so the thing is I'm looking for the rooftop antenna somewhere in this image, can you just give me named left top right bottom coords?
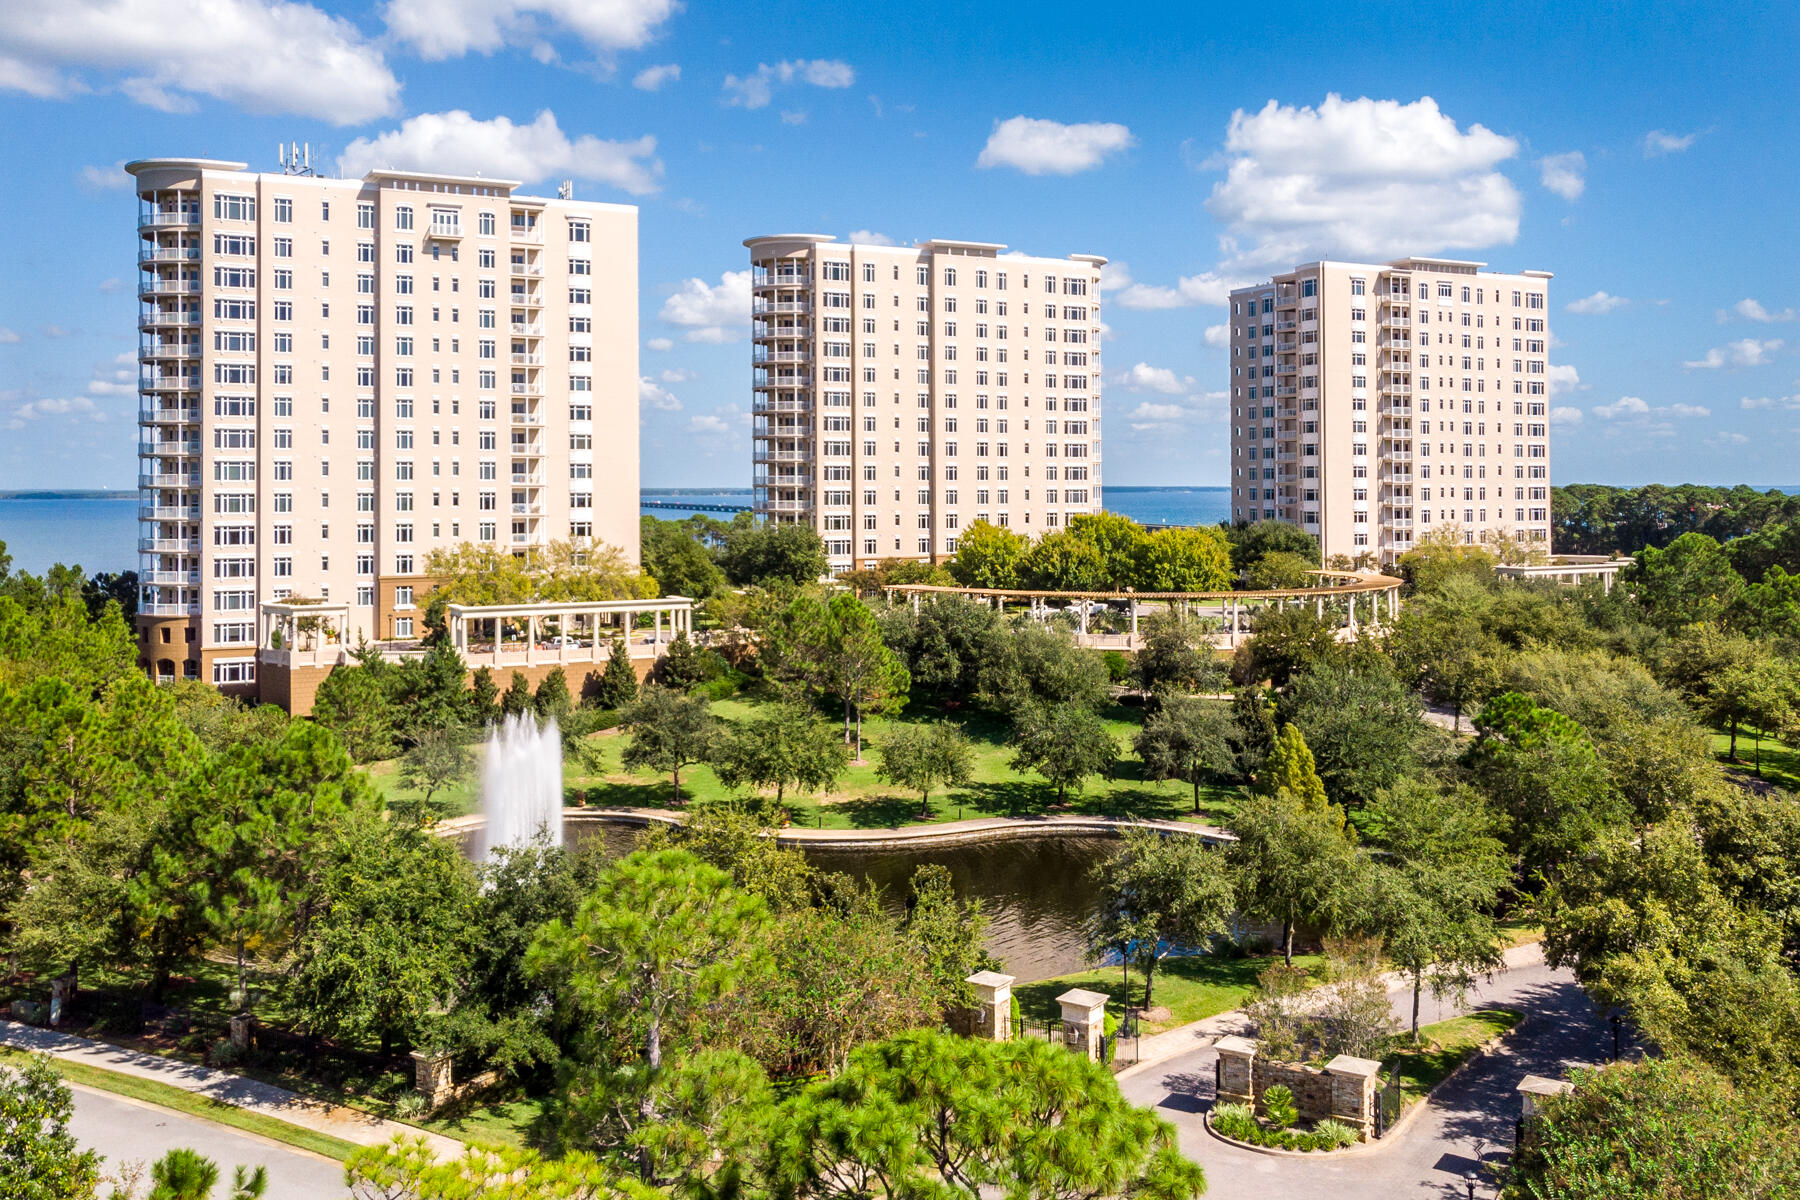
left=280, top=140, right=315, bottom=177
left=557, top=180, right=573, bottom=200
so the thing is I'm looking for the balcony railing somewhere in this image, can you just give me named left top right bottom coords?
left=510, top=383, right=542, bottom=396
left=754, top=350, right=812, bottom=364
left=140, top=280, right=200, bottom=296
left=140, top=505, right=200, bottom=521
left=139, top=311, right=200, bottom=330
left=753, top=300, right=811, bottom=315
left=139, top=538, right=200, bottom=553
left=139, top=247, right=201, bottom=265
left=510, top=353, right=543, bottom=365
left=139, top=472, right=199, bottom=489
left=140, top=407, right=200, bottom=424
left=142, top=569, right=200, bottom=586
left=140, top=343, right=199, bottom=359
left=139, top=211, right=200, bottom=230
left=509, top=263, right=543, bottom=277
left=510, top=322, right=545, bottom=336
left=139, top=601, right=201, bottom=618
left=510, top=411, right=542, bottom=425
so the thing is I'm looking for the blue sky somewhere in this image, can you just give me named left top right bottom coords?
left=1, top=0, right=1796, bottom=490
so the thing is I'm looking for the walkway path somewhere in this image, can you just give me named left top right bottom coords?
left=1116, top=944, right=1621, bottom=1198
left=1, top=1021, right=463, bottom=1159
left=443, top=806, right=1236, bottom=850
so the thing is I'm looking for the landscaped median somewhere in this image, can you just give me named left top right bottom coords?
left=0, top=1047, right=361, bottom=1162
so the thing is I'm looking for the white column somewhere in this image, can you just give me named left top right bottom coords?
left=655, top=608, right=663, bottom=647
left=527, top=616, right=538, bottom=666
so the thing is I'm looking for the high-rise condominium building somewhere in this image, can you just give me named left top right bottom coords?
left=1227, top=258, right=1554, bottom=565
left=128, top=158, right=639, bottom=693
left=745, top=235, right=1106, bottom=573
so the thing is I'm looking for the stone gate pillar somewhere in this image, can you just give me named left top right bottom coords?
left=1213, top=1035, right=1257, bottom=1106
left=966, top=970, right=1015, bottom=1041
left=1056, top=988, right=1108, bottom=1061
left=1324, top=1054, right=1383, bottom=1140
left=410, top=1049, right=455, bottom=1110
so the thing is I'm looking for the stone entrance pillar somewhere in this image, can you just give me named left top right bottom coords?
left=1213, top=1035, right=1257, bottom=1106
left=1517, top=1074, right=1572, bottom=1121
left=411, top=1049, right=455, bottom=1110
left=228, top=1012, right=254, bottom=1052
left=966, top=970, right=1015, bottom=1041
left=1056, top=988, right=1108, bottom=1060
left=1324, top=1053, right=1383, bottom=1140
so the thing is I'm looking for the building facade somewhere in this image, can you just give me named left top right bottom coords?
left=745, top=235, right=1106, bottom=574
left=128, top=158, right=639, bottom=693
left=1227, top=258, right=1553, bottom=565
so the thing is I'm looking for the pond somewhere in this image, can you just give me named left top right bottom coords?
left=565, top=822, right=1116, bottom=981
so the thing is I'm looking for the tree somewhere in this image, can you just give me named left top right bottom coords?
left=1658, top=624, right=1787, bottom=760
left=0, top=1054, right=100, bottom=1200
left=290, top=816, right=478, bottom=1055
left=1227, top=686, right=1278, bottom=783
left=534, top=666, right=573, bottom=723
left=1227, top=519, right=1320, bottom=578
left=1502, top=1058, right=1800, bottom=1200
left=1363, top=778, right=1510, bottom=1040
left=1229, top=787, right=1361, bottom=964
left=712, top=704, right=851, bottom=805
left=1010, top=702, right=1119, bottom=804
left=1133, top=695, right=1234, bottom=813
left=1628, top=531, right=1744, bottom=629
left=500, top=669, right=535, bottom=718
left=346, top=1137, right=640, bottom=1200
left=1231, top=604, right=1339, bottom=689
left=620, top=687, right=720, bottom=805
left=424, top=538, right=654, bottom=613
left=527, top=850, right=772, bottom=1173
left=1133, top=525, right=1234, bottom=592
left=768, top=1030, right=1206, bottom=1200
left=947, top=519, right=1030, bottom=588
left=1389, top=590, right=1506, bottom=731
left=1090, top=829, right=1235, bottom=1009
left=1283, top=655, right=1424, bottom=807
left=878, top=595, right=1004, bottom=704
left=876, top=721, right=975, bottom=818
left=977, top=621, right=1110, bottom=713
left=1020, top=529, right=1109, bottom=591
left=1260, top=724, right=1328, bottom=810
left=639, top=515, right=727, bottom=599
left=149, top=1149, right=267, bottom=1200
left=592, top=636, right=639, bottom=709
left=1242, top=550, right=1317, bottom=591
left=398, top=725, right=474, bottom=815
left=1393, top=529, right=1497, bottom=594
left=903, top=863, right=994, bottom=1010
left=1131, top=611, right=1224, bottom=697
left=306, top=662, right=399, bottom=762
left=467, top=666, right=500, bottom=726
left=1066, top=511, right=1148, bottom=590
left=772, top=594, right=910, bottom=757
left=654, top=632, right=710, bottom=692
left=719, top=513, right=829, bottom=587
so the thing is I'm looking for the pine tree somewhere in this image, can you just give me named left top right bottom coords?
left=534, top=667, right=572, bottom=723
left=500, top=670, right=534, bottom=717
left=467, top=666, right=499, bottom=726
left=1263, top=723, right=1329, bottom=812
left=595, top=636, right=640, bottom=709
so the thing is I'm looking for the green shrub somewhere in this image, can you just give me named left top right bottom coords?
left=1313, top=1118, right=1359, bottom=1148
left=1262, top=1083, right=1298, bottom=1129
left=1103, top=650, right=1130, bottom=683
left=1212, top=1102, right=1259, bottom=1141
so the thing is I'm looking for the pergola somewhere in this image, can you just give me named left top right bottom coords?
left=258, top=600, right=353, bottom=667
left=1495, top=556, right=1626, bottom=592
left=883, top=571, right=1403, bottom=650
left=445, top=596, right=697, bottom=668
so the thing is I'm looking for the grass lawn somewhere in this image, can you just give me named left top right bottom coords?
left=1709, top=728, right=1800, bottom=792
left=365, top=694, right=1247, bottom=831
left=1014, top=952, right=1326, bottom=1036
left=1496, top=916, right=1544, bottom=949
left=413, top=1095, right=540, bottom=1150
left=1, top=1048, right=362, bottom=1162
left=1385, top=1008, right=1523, bottom=1105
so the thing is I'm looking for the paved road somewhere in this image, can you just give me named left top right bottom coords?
left=1117, top=947, right=1623, bottom=1198
left=66, top=1083, right=347, bottom=1196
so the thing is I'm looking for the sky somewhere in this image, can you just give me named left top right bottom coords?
left=0, top=0, right=1796, bottom=490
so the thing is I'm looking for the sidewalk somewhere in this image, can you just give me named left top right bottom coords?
left=1116, top=940, right=1546, bottom=1079
left=1, top=1021, right=463, bottom=1159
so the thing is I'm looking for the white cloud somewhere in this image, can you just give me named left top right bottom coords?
left=338, top=110, right=661, bottom=195
left=383, top=0, right=679, bottom=60
left=631, top=62, right=680, bottom=91
left=1549, top=406, right=1585, bottom=426
left=1127, top=402, right=1186, bottom=423
left=658, top=270, right=751, bottom=343
left=638, top=377, right=682, bottom=411
left=1732, top=298, right=1796, bottom=323
left=79, top=161, right=130, bottom=190
left=1117, top=362, right=1192, bottom=395
left=1741, top=394, right=1800, bottom=411
left=646, top=337, right=674, bottom=352
left=722, top=59, right=853, bottom=110
left=1708, top=431, right=1750, bottom=446
left=1538, top=151, right=1586, bottom=200
left=8, top=395, right=99, bottom=430
left=1643, top=129, right=1700, bottom=157
left=40, top=325, right=69, bottom=339
left=686, top=413, right=731, bottom=435
left=975, top=116, right=1134, bottom=175
left=1593, top=395, right=1649, bottom=419
left=96, top=278, right=124, bottom=294
left=0, top=0, right=399, bottom=124
left=659, top=367, right=695, bottom=383
left=1684, top=338, right=1784, bottom=370
left=1205, top=94, right=1521, bottom=269
left=1203, top=324, right=1230, bottom=348
left=1103, top=261, right=1246, bottom=310
left=1666, top=403, right=1712, bottom=418
left=1566, top=290, right=1626, bottom=314
left=847, top=229, right=895, bottom=246
left=1547, top=363, right=1583, bottom=395
left=778, top=110, right=807, bottom=125
left=0, top=328, right=18, bottom=344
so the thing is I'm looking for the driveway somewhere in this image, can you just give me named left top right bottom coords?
left=66, top=1083, right=347, bottom=1196
left=1117, top=947, right=1623, bottom=1198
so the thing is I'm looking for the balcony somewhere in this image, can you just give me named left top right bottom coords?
left=139, top=310, right=200, bottom=330
left=139, top=472, right=199, bottom=489
left=754, top=397, right=813, bottom=414
left=755, top=350, right=812, bottom=364
left=509, top=472, right=546, bottom=486
left=139, top=537, right=200, bottom=553
left=510, top=503, right=543, bottom=516
left=140, top=374, right=200, bottom=392
left=509, top=322, right=545, bottom=336
left=509, top=382, right=542, bottom=397
left=140, top=505, right=200, bottom=521
left=510, top=444, right=544, bottom=459
left=138, top=211, right=200, bottom=232
left=139, top=442, right=199, bottom=459
left=140, top=406, right=199, bottom=424
left=140, top=343, right=198, bottom=360
left=755, top=449, right=815, bottom=464
left=509, top=262, right=543, bottom=278
left=510, top=352, right=544, bottom=365
left=140, top=279, right=200, bottom=297
left=1276, top=319, right=1298, bottom=332
left=510, top=291, right=542, bottom=308
left=1275, top=385, right=1297, bottom=397
left=754, top=274, right=809, bottom=289
left=426, top=219, right=463, bottom=240
left=139, top=246, right=201, bottom=265
left=509, top=410, right=542, bottom=425
left=142, top=569, right=200, bottom=586
left=754, top=376, right=814, bottom=390
left=140, top=602, right=201, bottom=618
left=753, top=300, right=811, bottom=315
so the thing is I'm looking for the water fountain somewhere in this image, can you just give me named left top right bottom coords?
left=477, top=711, right=564, bottom=860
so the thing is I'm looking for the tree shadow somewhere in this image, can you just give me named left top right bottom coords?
left=831, top=792, right=938, bottom=828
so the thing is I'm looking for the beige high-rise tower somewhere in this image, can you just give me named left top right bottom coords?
left=1228, top=258, right=1553, bottom=565
left=745, top=235, right=1106, bottom=573
left=128, top=157, right=639, bottom=693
